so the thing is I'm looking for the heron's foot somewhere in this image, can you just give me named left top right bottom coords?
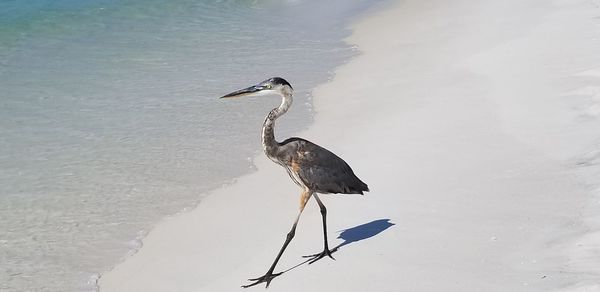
left=242, top=271, right=282, bottom=289
left=302, top=247, right=337, bottom=264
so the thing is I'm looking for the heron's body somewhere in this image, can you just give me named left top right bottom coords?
left=262, top=99, right=368, bottom=195
left=271, top=138, right=367, bottom=195
left=220, top=77, right=368, bottom=288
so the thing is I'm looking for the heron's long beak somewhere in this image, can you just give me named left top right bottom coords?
left=220, top=85, right=265, bottom=99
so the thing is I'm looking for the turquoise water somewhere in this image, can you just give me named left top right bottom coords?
left=0, top=0, right=382, bottom=291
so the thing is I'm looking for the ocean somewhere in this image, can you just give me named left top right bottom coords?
left=0, top=0, right=383, bottom=290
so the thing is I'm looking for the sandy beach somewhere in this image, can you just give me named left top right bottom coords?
left=99, top=0, right=600, bottom=291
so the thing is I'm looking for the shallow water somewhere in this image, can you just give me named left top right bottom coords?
left=0, top=0, right=384, bottom=290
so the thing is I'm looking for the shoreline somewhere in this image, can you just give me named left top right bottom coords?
left=100, top=0, right=600, bottom=291
left=4, top=1, right=381, bottom=291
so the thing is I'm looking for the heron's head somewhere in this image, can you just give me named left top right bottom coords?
left=220, top=77, right=293, bottom=99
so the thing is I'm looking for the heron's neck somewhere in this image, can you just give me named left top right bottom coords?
left=262, top=93, right=292, bottom=160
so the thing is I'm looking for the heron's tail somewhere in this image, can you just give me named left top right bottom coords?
left=350, top=177, right=369, bottom=195
left=361, top=181, right=369, bottom=193
left=358, top=180, right=369, bottom=195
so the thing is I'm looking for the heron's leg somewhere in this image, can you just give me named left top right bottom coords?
left=242, top=191, right=313, bottom=288
left=303, top=194, right=336, bottom=264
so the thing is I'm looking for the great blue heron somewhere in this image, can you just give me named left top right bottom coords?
left=220, top=77, right=369, bottom=288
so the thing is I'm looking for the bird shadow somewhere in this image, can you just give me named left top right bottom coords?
left=282, top=218, right=395, bottom=273
left=332, top=218, right=395, bottom=251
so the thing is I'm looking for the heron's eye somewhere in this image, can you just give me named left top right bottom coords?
left=266, top=84, right=272, bottom=89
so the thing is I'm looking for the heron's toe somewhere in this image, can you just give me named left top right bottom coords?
left=302, top=248, right=337, bottom=264
left=242, top=272, right=282, bottom=288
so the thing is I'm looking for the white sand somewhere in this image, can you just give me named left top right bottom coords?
left=99, top=0, right=600, bottom=291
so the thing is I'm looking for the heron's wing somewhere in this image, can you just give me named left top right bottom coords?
left=280, top=138, right=369, bottom=194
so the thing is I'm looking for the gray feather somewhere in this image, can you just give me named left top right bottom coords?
left=279, top=137, right=369, bottom=194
